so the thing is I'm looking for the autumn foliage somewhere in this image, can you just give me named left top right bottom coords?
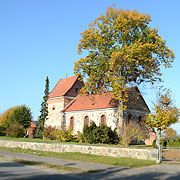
left=145, top=89, right=179, bottom=131
left=74, top=7, right=174, bottom=100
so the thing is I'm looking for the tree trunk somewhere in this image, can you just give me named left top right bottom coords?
left=118, top=99, right=123, bottom=128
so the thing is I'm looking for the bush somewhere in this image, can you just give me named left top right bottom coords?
left=0, top=126, right=6, bottom=136
left=43, top=126, right=75, bottom=142
left=74, top=131, right=84, bottom=143
left=118, top=121, right=146, bottom=146
left=163, top=138, right=180, bottom=147
left=42, top=126, right=56, bottom=140
left=5, top=123, right=24, bottom=138
left=83, top=121, right=119, bottom=144
left=54, top=128, right=74, bottom=142
left=34, top=126, right=43, bottom=139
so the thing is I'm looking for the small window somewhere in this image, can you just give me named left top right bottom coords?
left=84, top=116, right=89, bottom=126
left=75, top=88, right=79, bottom=93
left=70, top=117, right=74, bottom=130
left=128, top=114, right=133, bottom=123
left=52, top=106, right=55, bottom=110
left=100, top=115, right=106, bottom=126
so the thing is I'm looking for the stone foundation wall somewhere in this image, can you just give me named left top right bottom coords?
left=0, top=140, right=158, bottom=161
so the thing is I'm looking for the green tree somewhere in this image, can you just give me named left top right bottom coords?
left=74, top=7, right=174, bottom=100
left=0, top=105, right=32, bottom=129
left=163, top=128, right=177, bottom=139
left=146, top=88, right=179, bottom=162
left=146, top=89, right=179, bottom=131
left=0, top=105, right=32, bottom=137
left=0, top=106, right=18, bottom=128
left=36, top=76, right=49, bottom=138
left=10, top=105, right=32, bottom=129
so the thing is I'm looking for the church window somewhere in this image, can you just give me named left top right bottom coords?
left=128, top=114, right=133, bottom=123
left=84, top=116, right=89, bottom=126
left=70, top=117, right=74, bottom=130
left=100, top=115, right=106, bottom=126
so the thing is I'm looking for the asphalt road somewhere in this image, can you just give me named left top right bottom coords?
left=0, top=151, right=180, bottom=180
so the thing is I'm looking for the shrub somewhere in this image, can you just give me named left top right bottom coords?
left=34, top=126, right=43, bottom=139
left=163, top=138, right=180, bottom=147
left=5, top=123, right=24, bottom=138
left=43, top=126, right=75, bottom=142
left=43, top=126, right=57, bottom=140
left=74, top=131, right=84, bottom=143
left=83, top=121, right=119, bottom=144
left=0, top=126, right=6, bottom=136
left=55, top=128, right=74, bottom=142
left=118, top=121, right=146, bottom=146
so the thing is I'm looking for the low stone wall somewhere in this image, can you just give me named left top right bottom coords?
left=0, top=140, right=158, bottom=161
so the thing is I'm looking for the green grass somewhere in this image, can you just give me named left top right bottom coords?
left=167, top=142, right=180, bottom=147
left=13, top=159, right=82, bottom=172
left=0, top=136, right=64, bottom=143
left=0, top=136, right=153, bottom=148
left=0, top=146, right=156, bottom=167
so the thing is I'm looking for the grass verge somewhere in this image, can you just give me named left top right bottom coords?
left=0, top=146, right=156, bottom=168
left=13, top=159, right=82, bottom=172
left=0, top=136, right=152, bottom=148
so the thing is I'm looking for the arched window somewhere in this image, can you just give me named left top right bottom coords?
left=70, top=117, right=74, bottom=130
left=100, top=115, right=106, bottom=126
left=84, top=116, right=89, bottom=126
left=128, top=114, right=133, bottom=123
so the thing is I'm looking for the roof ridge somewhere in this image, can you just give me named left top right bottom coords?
left=48, top=78, right=62, bottom=97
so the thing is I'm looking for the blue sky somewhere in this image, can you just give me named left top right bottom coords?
left=0, top=0, right=179, bottom=133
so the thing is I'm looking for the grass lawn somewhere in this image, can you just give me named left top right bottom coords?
left=0, top=146, right=156, bottom=168
left=0, top=136, right=153, bottom=148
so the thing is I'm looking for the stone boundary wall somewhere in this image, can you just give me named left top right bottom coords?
left=0, top=140, right=158, bottom=161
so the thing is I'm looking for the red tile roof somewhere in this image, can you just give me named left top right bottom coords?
left=62, top=92, right=119, bottom=112
left=62, top=87, right=150, bottom=112
left=49, top=75, right=79, bottom=98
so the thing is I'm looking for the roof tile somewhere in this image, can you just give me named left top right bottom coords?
left=62, top=87, right=150, bottom=112
left=49, top=75, right=79, bottom=98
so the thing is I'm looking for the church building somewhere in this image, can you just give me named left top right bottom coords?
left=45, top=75, right=151, bottom=136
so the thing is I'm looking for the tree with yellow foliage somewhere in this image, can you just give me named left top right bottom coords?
left=74, top=7, right=174, bottom=101
left=146, top=89, right=179, bottom=162
left=0, top=105, right=32, bottom=137
left=163, top=128, right=177, bottom=139
left=0, top=107, right=18, bottom=129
